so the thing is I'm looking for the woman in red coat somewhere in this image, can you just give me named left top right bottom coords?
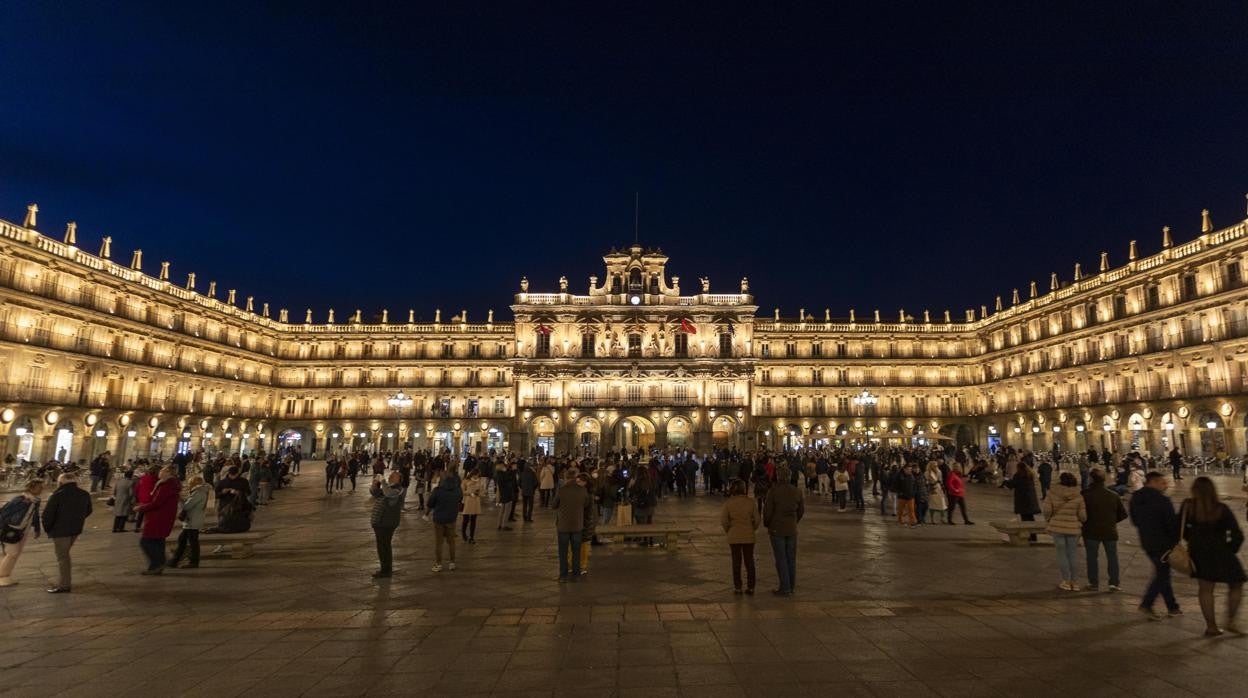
left=944, top=465, right=975, bottom=525
left=131, top=464, right=160, bottom=532
left=135, top=466, right=182, bottom=575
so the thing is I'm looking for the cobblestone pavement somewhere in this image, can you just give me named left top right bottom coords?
left=1, top=465, right=1246, bottom=697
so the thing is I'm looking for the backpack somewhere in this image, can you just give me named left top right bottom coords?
left=0, top=497, right=31, bottom=527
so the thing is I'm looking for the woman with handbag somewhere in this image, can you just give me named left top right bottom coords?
left=0, top=480, right=45, bottom=587
left=1180, top=476, right=1245, bottom=636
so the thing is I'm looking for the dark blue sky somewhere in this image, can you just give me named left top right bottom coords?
left=2, top=1, right=1246, bottom=321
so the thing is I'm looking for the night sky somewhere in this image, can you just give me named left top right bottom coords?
left=2, top=2, right=1247, bottom=322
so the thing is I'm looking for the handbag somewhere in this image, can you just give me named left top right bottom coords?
left=615, top=503, right=633, bottom=526
left=1163, top=505, right=1196, bottom=576
left=106, top=496, right=116, bottom=507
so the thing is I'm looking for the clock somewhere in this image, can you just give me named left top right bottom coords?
left=629, top=294, right=641, bottom=305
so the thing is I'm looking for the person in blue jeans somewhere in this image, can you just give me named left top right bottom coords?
left=552, top=471, right=592, bottom=582
left=1129, top=471, right=1182, bottom=618
left=763, top=466, right=804, bottom=596
left=1082, top=469, right=1127, bottom=591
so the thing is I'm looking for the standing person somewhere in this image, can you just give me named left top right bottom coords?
left=132, top=465, right=159, bottom=532
left=895, top=464, right=918, bottom=527
left=134, top=466, right=181, bottom=575
left=0, top=480, right=44, bottom=587
left=1038, top=458, right=1053, bottom=501
left=41, top=473, right=93, bottom=594
left=551, top=470, right=592, bottom=582
left=168, top=475, right=208, bottom=569
left=1130, top=471, right=1182, bottom=620
left=1169, top=447, right=1184, bottom=482
left=111, top=470, right=135, bottom=532
left=460, top=468, right=483, bottom=543
left=88, top=452, right=109, bottom=493
left=538, top=461, right=555, bottom=507
left=1179, top=476, right=1245, bottom=635
left=720, top=479, right=760, bottom=595
left=629, top=465, right=659, bottom=546
left=1043, top=472, right=1087, bottom=591
left=925, top=462, right=948, bottom=524
left=519, top=461, right=539, bottom=523
left=212, top=466, right=252, bottom=533
left=324, top=459, right=337, bottom=494
left=944, top=464, right=974, bottom=524
left=1082, top=468, right=1127, bottom=591
left=1005, top=463, right=1042, bottom=541
left=426, top=472, right=461, bottom=572
left=763, top=466, right=804, bottom=596
left=369, top=470, right=406, bottom=579
left=347, top=457, right=360, bottom=492
left=496, top=463, right=518, bottom=531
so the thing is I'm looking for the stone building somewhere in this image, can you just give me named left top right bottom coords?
left=2, top=201, right=1247, bottom=463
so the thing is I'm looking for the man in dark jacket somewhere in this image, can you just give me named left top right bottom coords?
left=763, top=466, right=805, bottom=596
left=41, top=473, right=93, bottom=593
left=551, top=471, right=592, bottom=581
left=518, top=461, right=539, bottom=522
left=895, top=464, right=919, bottom=526
left=1129, top=471, right=1181, bottom=618
left=369, top=471, right=406, bottom=578
left=426, top=474, right=461, bottom=572
left=496, top=462, right=518, bottom=530
left=1082, top=469, right=1127, bottom=591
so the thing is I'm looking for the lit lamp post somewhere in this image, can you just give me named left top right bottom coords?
left=852, top=389, right=879, bottom=414
left=387, top=390, right=413, bottom=452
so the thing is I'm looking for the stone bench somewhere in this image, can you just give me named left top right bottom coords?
left=166, top=530, right=273, bottom=559
left=989, top=520, right=1048, bottom=546
left=597, top=524, right=693, bottom=551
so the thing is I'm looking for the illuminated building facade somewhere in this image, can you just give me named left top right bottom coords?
left=3, top=202, right=1248, bottom=463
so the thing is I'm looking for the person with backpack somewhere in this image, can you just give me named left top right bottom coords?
left=0, top=480, right=45, bottom=587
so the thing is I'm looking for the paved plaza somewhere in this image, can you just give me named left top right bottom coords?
left=1, top=468, right=1246, bottom=697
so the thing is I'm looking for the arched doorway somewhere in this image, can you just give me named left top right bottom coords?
left=1100, top=415, right=1118, bottom=451
left=277, top=427, right=307, bottom=453
left=666, top=416, right=691, bottom=450
left=53, top=419, right=75, bottom=463
left=809, top=423, right=830, bottom=449
left=1127, top=413, right=1149, bottom=453
left=711, top=415, right=738, bottom=449
left=532, top=417, right=557, bottom=456
left=1160, top=412, right=1179, bottom=452
left=576, top=417, right=602, bottom=456
left=783, top=423, right=803, bottom=451
left=12, top=416, right=35, bottom=463
left=1199, top=412, right=1225, bottom=456
left=614, top=415, right=655, bottom=453
left=89, top=422, right=109, bottom=461
left=1073, top=418, right=1088, bottom=452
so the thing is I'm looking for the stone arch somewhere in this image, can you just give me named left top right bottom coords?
left=614, top=414, right=656, bottom=452
left=711, top=414, right=738, bottom=448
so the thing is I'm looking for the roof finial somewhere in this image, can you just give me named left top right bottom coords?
left=328, top=308, right=335, bottom=323
left=434, top=308, right=441, bottom=323
left=824, top=308, right=830, bottom=322
left=382, top=309, right=389, bottom=323
left=246, top=296, right=254, bottom=313
left=943, top=309, right=951, bottom=323
left=408, top=309, right=415, bottom=323
left=64, top=221, right=77, bottom=245
left=305, top=308, right=313, bottom=323
left=1162, top=225, right=1173, bottom=248
left=353, top=309, right=361, bottom=323
left=1099, top=251, right=1109, bottom=272
left=23, top=203, right=37, bottom=228
left=1128, top=240, right=1138, bottom=261
left=488, top=309, right=494, bottom=323
left=899, top=308, right=906, bottom=323
left=873, top=309, right=880, bottom=323
left=849, top=309, right=856, bottom=323
left=186, top=272, right=196, bottom=291
left=207, top=281, right=216, bottom=298
left=923, top=309, right=930, bottom=323
left=979, top=304, right=987, bottom=318
left=994, top=295, right=1003, bottom=312
left=159, top=261, right=170, bottom=281
left=130, top=249, right=142, bottom=271
left=1012, top=288, right=1020, bottom=304
left=461, top=309, right=467, bottom=324
left=1028, top=281, right=1037, bottom=299
left=1201, top=208, right=1213, bottom=233
left=1050, top=272, right=1059, bottom=291
left=227, top=289, right=236, bottom=306
left=99, top=236, right=112, bottom=258
left=1074, top=262, right=1083, bottom=280
left=279, top=308, right=288, bottom=322
left=261, top=302, right=269, bottom=318
left=774, top=308, right=780, bottom=321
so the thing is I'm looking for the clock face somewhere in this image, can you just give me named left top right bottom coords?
left=629, top=294, right=641, bottom=305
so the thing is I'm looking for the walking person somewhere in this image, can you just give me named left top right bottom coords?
left=460, top=468, right=483, bottom=543
left=369, top=470, right=406, bottom=579
left=134, top=466, right=181, bottom=575
left=426, top=471, right=461, bottom=572
left=168, top=475, right=208, bottom=569
left=763, top=465, right=804, bottom=596
left=41, top=473, right=93, bottom=593
left=496, top=462, right=518, bottom=531
left=1043, top=472, right=1087, bottom=591
left=324, top=459, right=337, bottom=494
left=1179, top=476, right=1245, bottom=635
left=944, top=464, right=974, bottom=524
left=1005, top=462, right=1042, bottom=541
left=1130, top=471, right=1182, bottom=620
left=1081, top=468, right=1127, bottom=591
left=0, top=480, right=44, bottom=587
left=720, top=479, right=759, bottom=594
left=552, top=470, right=592, bottom=582
left=111, top=470, right=135, bottom=532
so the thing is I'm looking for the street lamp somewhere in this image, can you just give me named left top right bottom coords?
left=387, top=390, right=413, bottom=451
left=852, top=389, right=879, bottom=408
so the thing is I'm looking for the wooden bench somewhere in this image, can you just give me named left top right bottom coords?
left=166, top=530, right=273, bottom=559
left=597, top=524, right=693, bottom=551
left=990, top=521, right=1048, bottom=546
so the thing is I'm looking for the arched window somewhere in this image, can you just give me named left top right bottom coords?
left=627, top=268, right=643, bottom=292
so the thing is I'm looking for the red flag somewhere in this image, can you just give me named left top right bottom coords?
left=536, top=323, right=552, bottom=335
left=679, top=318, right=697, bottom=334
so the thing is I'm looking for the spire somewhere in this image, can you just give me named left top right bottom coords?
left=382, top=309, right=389, bottom=323
left=23, top=203, right=37, bottom=229
left=1202, top=208, right=1212, bottom=233
left=130, top=249, right=142, bottom=271
left=434, top=309, right=441, bottom=323
left=994, top=296, right=1003, bottom=312
left=64, top=221, right=76, bottom=245
left=1074, top=262, right=1083, bottom=281
left=1028, top=281, right=1037, bottom=299
left=898, top=308, right=906, bottom=323
left=1050, top=272, right=1059, bottom=291
left=873, top=309, right=880, bottom=323
left=186, top=272, right=196, bottom=290
left=923, top=309, right=930, bottom=323
left=849, top=309, right=856, bottom=323
left=99, top=236, right=112, bottom=259
left=1011, top=288, right=1020, bottom=305
left=246, top=296, right=254, bottom=313
left=1099, top=251, right=1109, bottom=272
left=408, top=309, right=414, bottom=323
left=305, top=309, right=312, bottom=324
left=1128, top=240, right=1137, bottom=261
left=261, top=302, right=269, bottom=318
left=159, top=261, right=170, bottom=281
left=328, top=309, right=336, bottom=324
left=943, top=309, right=951, bottom=323
left=207, top=281, right=216, bottom=298
left=1162, top=225, right=1173, bottom=248
left=227, top=289, right=236, bottom=305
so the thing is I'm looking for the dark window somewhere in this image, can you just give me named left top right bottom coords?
left=581, top=333, right=595, bottom=356
left=719, top=333, right=732, bottom=357
left=1146, top=284, right=1160, bottom=310
left=1182, top=273, right=1198, bottom=300
left=535, top=332, right=551, bottom=358
left=674, top=333, right=688, bottom=357
left=648, top=276, right=659, bottom=294
left=1085, top=303, right=1099, bottom=326
left=1228, top=263, right=1242, bottom=288
left=836, top=343, right=847, bottom=357
left=1113, top=295, right=1127, bottom=319
left=611, top=275, right=622, bottom=293
left=811, top=342, right=822, bottom=357
left=785, top=343, right=796, bottom=358
left=628, top=333, right=641, bottom=357
left=628, top=268, right=643, bottom=292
